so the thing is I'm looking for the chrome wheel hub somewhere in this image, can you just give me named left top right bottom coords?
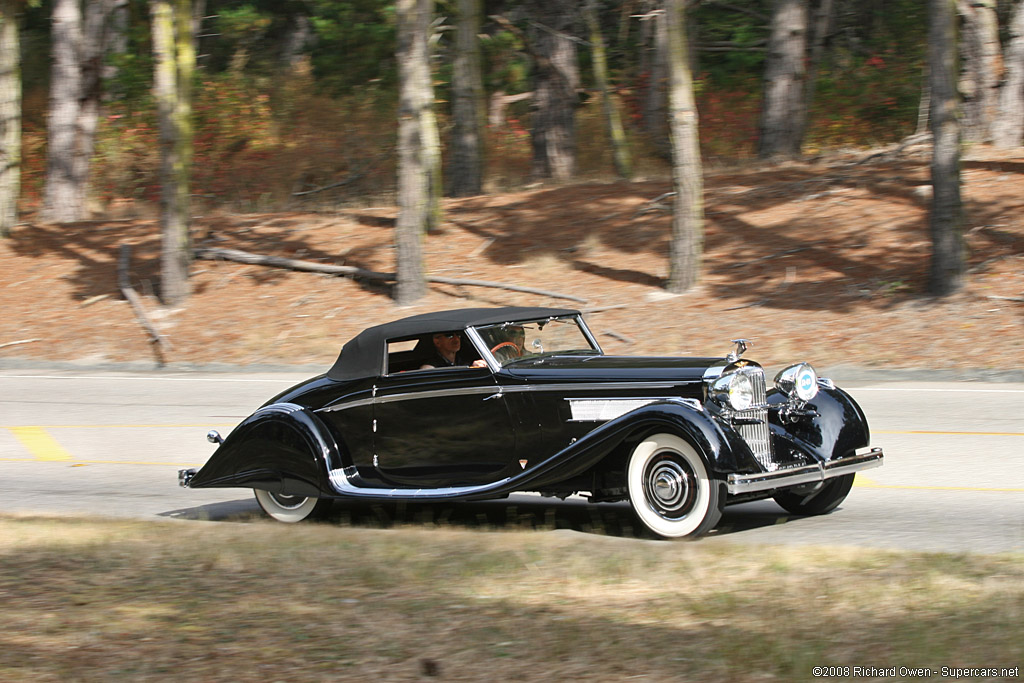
left=643, top=455, right=697, bottom=520
left=269, top=492, right=307, bottom=510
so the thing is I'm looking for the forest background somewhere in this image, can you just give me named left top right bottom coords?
left=1, top=0, right=1023, bottom=372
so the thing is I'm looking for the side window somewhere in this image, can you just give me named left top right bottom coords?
left=385, top=332, right=485, bottom=374
left=385, top=338, right=422, bottom=374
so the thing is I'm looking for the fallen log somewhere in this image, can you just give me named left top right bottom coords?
left=0, top=338, right=42, bottom=351
left=119, top=245, right=172, bottom=357
left=195, top=246, right=588, bottom=304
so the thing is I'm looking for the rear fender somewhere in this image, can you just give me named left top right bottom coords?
left=188, top=403, right=343, bottom=497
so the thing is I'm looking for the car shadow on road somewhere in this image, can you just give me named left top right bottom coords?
left=160, top=495, right=804, bottom=541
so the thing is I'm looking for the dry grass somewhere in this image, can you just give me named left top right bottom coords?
left=2, top=516, right=1021, bottom=681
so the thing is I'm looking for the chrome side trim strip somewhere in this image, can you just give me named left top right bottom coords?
left=318, top=397, right=375, bottom=413
left=317, top=381, right=687, bottom=412
left=567, top=396, right=703, bottom=421
left=726, top=447, right=884, bottom=495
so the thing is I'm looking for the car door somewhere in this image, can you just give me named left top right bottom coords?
left=372, top=366, right=517, bottom=487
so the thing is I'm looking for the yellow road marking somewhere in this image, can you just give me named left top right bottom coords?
left=9, top=427, right=73, bottom=462
left=876, top=429, right=1024, bottom=437
left=855, top=474, right=1023, bottom=493
left=6, top=423, right=236, bottom=430
left=0, top=457, right=202, bottom=467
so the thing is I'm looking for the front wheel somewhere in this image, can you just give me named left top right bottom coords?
left=254, top=489, right=333, bottom=523
left=626, top=433, right=723, bottom=539
left=773, top=473, right=855, bottom=516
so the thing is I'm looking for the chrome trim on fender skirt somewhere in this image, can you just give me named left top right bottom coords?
left=178, top=468, right=197, bottom=487
left=726, top=447, right=883, bottom=495
left=328, top=465, right=514, bottom=499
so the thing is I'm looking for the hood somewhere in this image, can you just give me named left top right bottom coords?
left=502, top=355, right=726, bottom=383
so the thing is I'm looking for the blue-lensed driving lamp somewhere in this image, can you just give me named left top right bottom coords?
left=775, top=363, right=819, bottom=402
left=710, top=371, right=754, bottom=411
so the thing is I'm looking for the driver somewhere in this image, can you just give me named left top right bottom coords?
left=490, top=325, right=526, bottom=361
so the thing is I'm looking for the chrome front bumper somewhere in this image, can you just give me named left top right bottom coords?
left=726, top=447, right=883, bottom=495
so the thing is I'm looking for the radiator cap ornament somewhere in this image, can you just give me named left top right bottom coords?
left=727, top=339, right=750, bottom=363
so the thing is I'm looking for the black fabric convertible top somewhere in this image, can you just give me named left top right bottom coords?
left=326, top=307, right=580, bottom=381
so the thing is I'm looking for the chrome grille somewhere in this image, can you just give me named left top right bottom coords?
left=735, top=367, right=775, bottom=471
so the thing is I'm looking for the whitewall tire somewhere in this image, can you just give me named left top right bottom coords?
left=626, top=433, right=722, bottom=539
left=254, top=489, right=332, bottom=523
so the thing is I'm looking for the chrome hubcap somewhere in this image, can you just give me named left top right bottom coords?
left=269, top=492, right=307, bottom=510
left=643, top=454, right=697, bottom=520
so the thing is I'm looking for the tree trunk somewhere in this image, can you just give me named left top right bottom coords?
left=395, top=0, right=430, bottom=304
left=758, top=0, right=809, bottom=159
left=585, top=0, right=632, bottom=180
left=802, top=0, right=834, bottom=144
left=528, top=0, right=579, bottom=181
left=152, top=0, right=193, bottom=306
left=993, top=0, right=1024, bottom=148
left=0, top=0, right=20, bottom=238
left=641, top=5, right=670, bottom=158
left=958, top=0, right=1002, bottom=143
left=665, top=0, right=703, bottom=294
left=929, top=0, right=966, bottom=297
left=448, top=0, right=485, bottom=197
left=42, top=0, right=122, bottom=224
left=42, top=0, right=82, bottom=222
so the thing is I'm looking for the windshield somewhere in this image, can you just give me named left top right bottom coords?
left=473, top=316, right=599, bottom=366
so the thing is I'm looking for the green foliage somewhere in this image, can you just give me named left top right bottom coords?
left=306, top=0, right=397, bottom=96
left=482, top=29, right=529, bottom=94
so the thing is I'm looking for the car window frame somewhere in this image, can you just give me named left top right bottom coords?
left=469, top=314, right=603, bottom=371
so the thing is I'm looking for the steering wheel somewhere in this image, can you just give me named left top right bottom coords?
left=489, top=344, right=520, bottom=356
left=490, top=341, right=521, bottom=360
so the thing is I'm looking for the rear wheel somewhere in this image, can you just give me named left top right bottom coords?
left=773, top=473, right=855, bottom=515
left=626, top=433, right=723, bottom=539
left=254, top=489, right=333, bottom=523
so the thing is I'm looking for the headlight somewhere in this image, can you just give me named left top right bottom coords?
left=775, top=363, right=819, bottom=402
left=711, top=371, right=754, bottom=411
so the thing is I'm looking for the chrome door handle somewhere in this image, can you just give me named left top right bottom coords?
left=484, top=389, right=504, bottom=401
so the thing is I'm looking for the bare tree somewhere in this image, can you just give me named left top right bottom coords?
left=395, top=0, right=431, bottom=304
left=665, top=0, right=703, bottom=294
left=993, top=0, right=1024, bottom=148
left=638, top=3, right=669, bottom=158
left=958, top=0, right=1001, bottom=143
left=152, top=0, right=195, bottom=306
left=527, top=0, right=579, bottom=181
left=758, top=0, right=809, bottom=159
left=803, top=0, right=835, bottom=138
left=42, top=0, right=123, bottom=223
left=586, top=0, right=632, bottom=180
left=0, top=0, right=20, bottom=238
left=448, top=0, right=485, bottom=197
left=929, top=0, right=966, bottom=297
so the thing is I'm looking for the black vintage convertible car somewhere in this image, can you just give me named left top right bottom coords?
left=179, top=307, right=883, bottom=538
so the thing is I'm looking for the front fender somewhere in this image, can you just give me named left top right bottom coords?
left=519, top=400, right=759, bottom=490
left=188, top=403, right=343, bottom=497
left=768, top=386, right=871, bottom=463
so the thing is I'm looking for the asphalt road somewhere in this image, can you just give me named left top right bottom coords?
left=1, top=369, right=1021, bottom=554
